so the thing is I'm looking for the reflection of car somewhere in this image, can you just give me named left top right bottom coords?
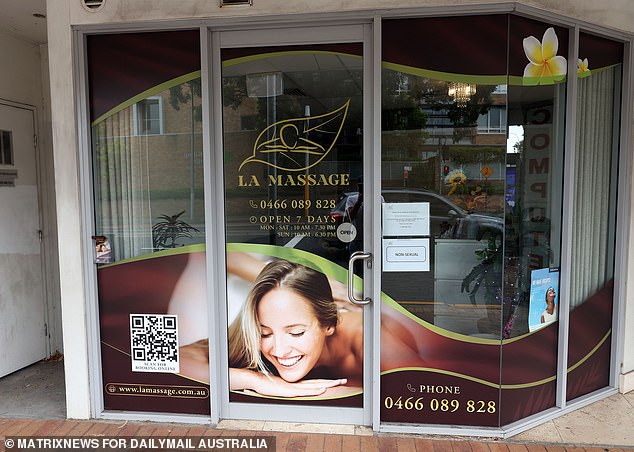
left=329, top=188, right=503, bottom=241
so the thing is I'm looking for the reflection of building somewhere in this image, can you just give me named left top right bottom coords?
left=382, top=82, right=507, bottom=208
left=93, top=84, right=206, bottom=258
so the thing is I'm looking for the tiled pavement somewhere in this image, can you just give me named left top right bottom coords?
left=1, top=418, right=632, bottom=451
left=2, top=362, right=634, bottom=450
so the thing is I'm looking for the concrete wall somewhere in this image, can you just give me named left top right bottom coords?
left=47, top=2, right=91, bottom=419
left=0, top=31, right=61, bottom=358
left=66, top=0, right=634, bottom=36
left=623, top=43, right=634, bottom=392
left=38, top=45, right=63, bottom=359
left=0, top=32, right=43, bottom=105
left=47, top=0, right=634, bottom=420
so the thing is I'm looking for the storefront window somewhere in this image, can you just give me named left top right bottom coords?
left=502, top=17, right=568, bottom=340
left=567, top=32, right=623, bottom=401
left=381, top=15, right=509, bottom=427
left=497, top=16, right=569, bottom=425
left=92, top=80, right=204, bottom=260
left=380, top=15, right=571, bottom=427
left=81, top=15, right=625, bottom=427
left=88, top=31, right=210, bottom=415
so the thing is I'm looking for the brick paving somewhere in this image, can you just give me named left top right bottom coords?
left=0, top=418, right=632, bottom=451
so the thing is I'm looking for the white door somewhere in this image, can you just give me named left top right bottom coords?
left=0, top=101, right=46, bottom=377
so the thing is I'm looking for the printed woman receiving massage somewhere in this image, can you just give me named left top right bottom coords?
left=177, top=253, right=425, bottom=398
left=227, top=259, right=361, bottom=397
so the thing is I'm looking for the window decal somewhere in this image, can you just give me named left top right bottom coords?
left=239, top=101, right=350, bottom=172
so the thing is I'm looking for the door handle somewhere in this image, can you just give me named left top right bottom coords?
left=348, top=251, right=372, bottom=305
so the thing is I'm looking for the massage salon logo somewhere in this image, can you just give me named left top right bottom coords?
left=239, top=100, right=350, bottom=172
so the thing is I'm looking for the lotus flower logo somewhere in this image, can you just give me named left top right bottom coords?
left=239, top=100, right=350, bottom=172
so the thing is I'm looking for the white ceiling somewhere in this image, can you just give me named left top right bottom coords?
left=0, top=0, right=48, bottom=45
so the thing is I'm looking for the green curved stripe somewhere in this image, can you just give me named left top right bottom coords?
left=577, top=63, right=622, bottom=79
left=382, top=62, right=508, bottom=85
left=508, top=74, right=567, bottom=86
left=103, top=341, right=210, bottom=385
left=383, top=62, right=570, bottom=86
left=102, top=238, right=611, bottom=392
left=567, top=329, right=611, bottom=374
left=223, top=50, right=361, bottom=68
left=229, top=389, right=362, bottom=401
left=226, top=243, right=361, bottom=291
left=381, top=293, right=533, bottom=345
left=382, top=330, right=611, bottom=389
left=91, top=71, right=202, bottom=126
left=91, top=59, right=618, bottom=128
left=381, top=367, right=502, bottom=389
left=99, top=243, right=205, bottom=268
left=229, top=243, right=522, bottom=344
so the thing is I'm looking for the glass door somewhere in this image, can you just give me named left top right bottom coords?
left=217, top=25, right=372, bottom=424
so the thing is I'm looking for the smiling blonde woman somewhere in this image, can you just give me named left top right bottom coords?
left=228, top=260, right=359, bottom=397
left=177, top=254, right=426, bottom=398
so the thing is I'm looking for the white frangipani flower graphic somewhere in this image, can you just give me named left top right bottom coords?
left=523, top=27, right=567, bottom=85
left=578, top=57, right=591, bottom=77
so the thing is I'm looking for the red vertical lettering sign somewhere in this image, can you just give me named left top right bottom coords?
left=522, top=105, right=552, bottom=271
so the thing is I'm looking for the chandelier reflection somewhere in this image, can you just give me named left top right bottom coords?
left=447, top=82, right=476, bottom=106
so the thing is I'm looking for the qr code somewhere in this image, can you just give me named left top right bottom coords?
left=130, top=314, right=179, bottom=373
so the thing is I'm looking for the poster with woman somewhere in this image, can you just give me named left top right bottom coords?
left=528, top=267, right=559, bottom=332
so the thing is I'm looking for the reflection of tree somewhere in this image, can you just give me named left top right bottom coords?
left=152, top=210, right=199, bottom=250
left=446, top=146, right=505, bottom=165
left=169, top=79, right=202, bottom=120
left=222, top=76, right=248, bottom=109
left=419, top=81, right=496, bottom=143
left=168, top=79, right=202, bottom=220
left=243, top=69, right=364, bottom=152
left=381, top=71, right=429, bottom=164
left=382, top=71, right=427, bottom=131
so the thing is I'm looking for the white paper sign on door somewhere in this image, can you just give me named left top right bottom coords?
left=382, top=202, right=430, bottom=237
left=382, top=238, right=430, bottom=272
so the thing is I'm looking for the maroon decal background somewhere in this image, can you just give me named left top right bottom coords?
left=382, top=283, right=615, bottom=427
left=222, top=43, right=363, bottom=62
left=382, top=15, right=508, bottom=76
left=382, top=15, right=568, bottom=78
left=579, top=33, right=624, bottom=70
left=381, top=372, right=500, bottom=426
left=380, top=304, right=561, bottom=426
left=98, top=253, right=210, bottom=415
left=566, top=280, right=613, bottom=401
left=87, top=30, right=200, bottom=120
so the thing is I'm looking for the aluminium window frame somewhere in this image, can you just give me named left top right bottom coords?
left=477, top=106, right=507, bottom=134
